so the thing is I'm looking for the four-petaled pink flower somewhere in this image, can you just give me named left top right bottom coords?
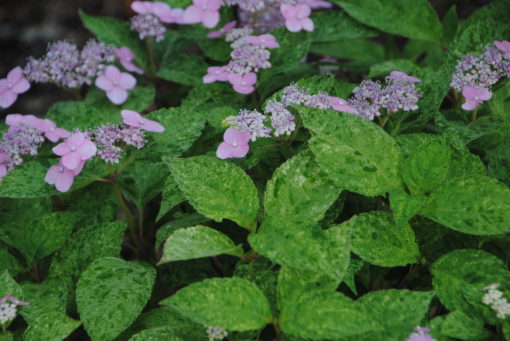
left=39, top=119, right=71, bottom=142
left=207, top=21, right=237, bottom=38
left=387, top=71, right=421, bottom=83
left=228, top=72, right=257, bottom=94
left=183, top=0, right=222, bottom=29
left=121, top=110, right=165, bottom=132
left=494, top=41, right=510, bottom=59
left=461, top=86, right=492, bottom=111
left=52, top=132, right=97, bottom=170
left=203, top=66, right=229, bottom=83
left=0, top=152, right=7, bottom=180
left=0, top=66, right=31, bottom=109
left=216, top=128, right=250, bottom=159
left=115, top=47, right=143, bottom=75
left=45, top=159, right=84, bottom=193
left=280, top=4, right=314, bottom=32
left=327, top=96, right=358, bottom=114
left=246, top=34, right=280, bottom=49
left=95, top=66, right=137, bottom=105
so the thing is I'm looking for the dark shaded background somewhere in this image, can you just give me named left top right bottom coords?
left=0, top=0, right=494, bottom=115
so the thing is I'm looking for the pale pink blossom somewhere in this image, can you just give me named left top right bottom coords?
left=387, top=71, right=421, bottom=83
left=494, top=41, right=510, bottom=59
left=52, top=132, right=97, bottom=170
left=121, top=110, right=165, bottom=132
left=0, top=67, right=31, bottom=109
left=280, top=3, right=314, bottom=32
left=327, top=96, right=358, bottom=114
left=207, top=20, right=237, bottom=38
left=245, top=34, right=279, bottom=49
left=95, top=65, right=137, bottom=105
left=115, top=47, right=143, bottom=75
left=216, top=128, right=250, bottom=159
left=461, top=86, right=492, bottom=110
left=203, top=66, right=229, bottom=83
left=228, top=72, right=257, bottom=94
left=45, top=160, right=84, bottom=192
left=39, top=119, right=71, bottom=142
left=183, top=0, right=222, bottom=29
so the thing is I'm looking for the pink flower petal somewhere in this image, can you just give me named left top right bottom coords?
left=302, top=17, right=314, bottom=32
left=61, top=152, right=82, bottom=170
left=233, top=83, right=255, bottom=94
left=142, top=119, right=165, bottom=132
left=207, top=0, right=222, bottom=11
left=0, top=91, right=17, bottom=109
left=203, top=74, right=217, bottom=83
left=285, top=18, right=303, bottom=32
left=121, top=110, right=142, bottom=127
left=227, top=73, right=243, bottom=85
left=115, top=47, right=135, bottom=61
left=224, top=128, right=250, bottom=145
left=45, top=165, right=59, bottom=185
left=95, top=75, right=114, bottom=91
left=5, top=114, right=23, bottom=126
left=67, top=133, right=85, bottom=148
left=105, top=65, right=121, bottom=81
left=55, top=169, right=75, bottom=192
left=0, top=79, right=7, bottom=93
left=107, top=88, right=129, bottom=105
left=183, top=5, right=203, bottom=24
left=73, top=161, right=86, bottom=176
left=118, top=72, right=137, bottom=90
left=231, top=144, right=249, bottom=158
left=131, top=1, right=153, bottom=14
left=0, top=164, right=7, bottom=179
left=52, top=143, right=71, bottom=156
left=7, top=67, right=24, bottom=84
left=216, top=142, right=234, bottom=159
left=280, top=3, right=296, bottom=18
left=55, top=128, right=71, bottom=139
left=78, top=140, right=97, bottom=160
left=121, top=60, right=144, bottom=75
left=244, top=72, right=257, bottom=85
left=202, top=11, right=220, bottom=28
left=296, top=4, right=311, bottom=17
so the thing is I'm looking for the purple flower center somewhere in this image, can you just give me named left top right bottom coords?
left=138, top=119, right=145, bottom=125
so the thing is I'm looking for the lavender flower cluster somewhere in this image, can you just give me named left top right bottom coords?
left=451, top=41, right=510, bottom=92
left=131, top=13, right=167, bottom=42
left=24, top=39, right=116, bottom=89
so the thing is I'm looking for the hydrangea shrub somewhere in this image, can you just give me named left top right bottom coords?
left=1, top=0, right=510, bottom=340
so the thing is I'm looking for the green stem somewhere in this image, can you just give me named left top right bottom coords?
left=110, top=177, right=140, bottom=252
left=378, top=114, right=390, bottom=128
left=146, top=39, right=158, bottom=75
left=471, top=108, right=478, bottom=122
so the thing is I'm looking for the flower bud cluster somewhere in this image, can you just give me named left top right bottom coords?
left=483, top=283, right=510, bottom=320
left=0, top=294, right=29, bottom=326
left=206, top=326, right=228, bottom=341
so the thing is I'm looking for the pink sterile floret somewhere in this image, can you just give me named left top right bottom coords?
left=246, top=34, right=280, bottom=49
left=228, top=72, right=257, bottom=94
left=494, top=41, right=510, bottom=59
left=121, top=109, right=165, bottom=132
left=115, top=47, right=143, bottom=75
left=203, top=66, right=229, bottom=83
left=461, top=86, right=492, bottom=111
left=45, top=159, right=85, bottom=193
left=280, top=3, right=314, bottom=33
left=52, top=132, right=97, bottom=170
left=327, top=96, right=358, bottom=114
left=387, top=71, right=422, bottom=83
left=0, top=66, right=31, bottom=109
left=95, top=66, right=137, bottom=105
left=39, top=119, right=71, bottom=142
left=216, top=128, right=250, bottom=159
left=183, top=0, right=222, bottom=29
left=207, top=21, right=237, bottom=38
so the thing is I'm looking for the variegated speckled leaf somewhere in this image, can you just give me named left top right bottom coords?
left=128, top=327, right=183, bottom=341
left=160, top=277, right=272, bottom=331
left=421, top=176, right=510, bottom=235
left=167, top=156, right=259, bottom=230
left=301, top=108, right=402, bottom=196
left=264, top=151, right=341, bottom=226
left=342, top=211, right=420, bottom=267
left=159, top=225, right=243, bottom=264
left=23, top=312, right=81, bottom=341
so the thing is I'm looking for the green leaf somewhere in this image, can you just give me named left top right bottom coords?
left=159, top=225, right=244, bottom=264
left=368, top=59, right=419, bottom=78
left=157, top=175, right=184, bottom=220
left=129, top=327, right=183, bottom=341
left=311, top=39, right=384, bottom=64
left=264, top=151, right=341, bottom=226
left=402, top=139, right=452, bottom=194
left=146, top=107, right=206, bottom=160
left=167, top=156, right=259, bottom=229
left=0, top=333, right=12, bottom=341
left=155, top=213, right=211, bottom=250
left=441, top=310, right=490, bottom=340
left=0, top=270, right=22, bottom=299
left=390, top=188, right=427, bottom=228
left=76, top=257, right=156, bottom=341
left=268, top=28, right=310, bottom=73
left=277, top=266, right=339, bottom=311
left=330, top=0, right=442, bottom=43
left=343, top=211, right=420, bottom=267
left=79, top=10, right=147, bottom=66
left=302, top=108, right=403, bottom=196
left=441, top=5, right=459, bottom=45
left=310, top=10, right=378, bottom=42
left=20, top=278, right=68, bottom=324
left=157, top=53, right=209, bottom=86
left=0, top=248, right=22, bottom=276
left=431, top=249, right=510, bottom=318
left=161, top=277, right=272, bottom=331
left=357, top=289, right=434, bottom=340
left=280, top=290, right=381, bottom=339
left=0, top=211, right=82, bottom=264
left=119, top=162, right=169, bottom=209
left=46, top=101, right=118, bottom=131
left=248, top=223, right=351, bottom=280
left=23, top=312, right=81, bottom=341
left=421, top=176, right=510, bottom=235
